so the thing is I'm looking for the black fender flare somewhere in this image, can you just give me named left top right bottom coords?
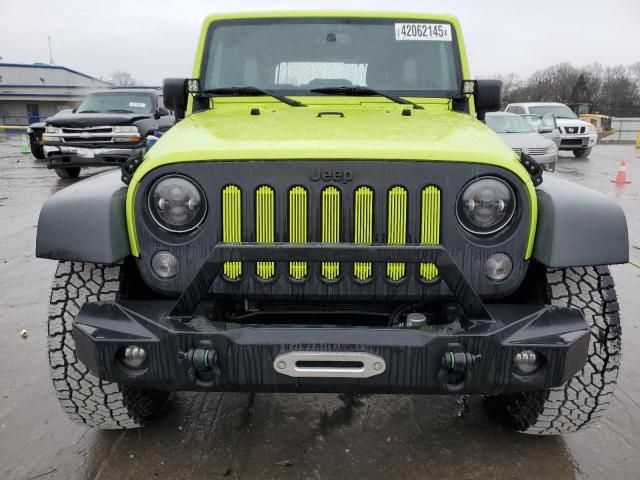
left=533, top=176, right=629, bottom=267
left=36, top=170, right=130, bottom=263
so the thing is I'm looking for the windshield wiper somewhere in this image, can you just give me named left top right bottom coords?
left=310, top=86, right=424, bottom=110
left=201, top=86, right=305, bottom=107
left=77, top=110, right=99, bottom=113
left=108, top=109, right=135, bottom=113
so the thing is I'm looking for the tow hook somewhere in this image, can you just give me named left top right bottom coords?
left=442, top=351, right=481, bottom=375
left=178, top=341, right=221, bottom=387
left=439, top=343, right=481, bottom=392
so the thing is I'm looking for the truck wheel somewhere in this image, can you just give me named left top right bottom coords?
left=28, top=129, right=46, bottom=159
left=573, top=147, right=592, bottom=158
left=54, top=167, right=81, bottom=179
left=48, top=261, right=169, bottom=429
left=485, top=266, right=621, bottom=435
left=30, top=143, right=45, bottom=160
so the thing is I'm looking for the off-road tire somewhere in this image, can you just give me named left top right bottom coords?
left=54, top=167, right=81, bottom=179
left=486, top=266, right=621, bottom=435
left=48, top=261, right=169, bottom=429
left=573, top=147, right=592, bottom=158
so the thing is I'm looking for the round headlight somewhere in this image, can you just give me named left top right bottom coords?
left=456, top=177, right=516, bottom=235
left=148, top=175, right=207, bottom=232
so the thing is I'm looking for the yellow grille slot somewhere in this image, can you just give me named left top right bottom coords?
left=255, top=185, right=275, bottom=280
left=288, top=186, right=308, bottom=279
left=420, top=186, right=441, bottom=281
left=321, top=186, right=341, bottom=280
left=386, top=186, right=407, bottom=280
left=222, top=185, right=242, bottom=279
left=353, top=186, right=374, bottom=280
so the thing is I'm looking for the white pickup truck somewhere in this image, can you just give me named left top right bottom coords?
left=505, top=102, right=598, bottom=158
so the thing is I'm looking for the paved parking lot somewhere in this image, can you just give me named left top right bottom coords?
left=1, top=135, right=639, bottom=480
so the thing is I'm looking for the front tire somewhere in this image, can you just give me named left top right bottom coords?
left=573, top=147, right=592, bottom=158
left=30, top=143, right=45, bottom=160
left=28, top=130, right=45, bottom=159
left=485, top=266, right=621, bottom=435
left=54, top=167, right=81, bottom=179
left=48, top=261, right=169, bottom=429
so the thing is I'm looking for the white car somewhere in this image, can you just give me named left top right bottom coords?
left=504, top=102, right=598, bottom=158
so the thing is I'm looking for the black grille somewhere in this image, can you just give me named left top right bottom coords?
left=134, top=161, right=533, bottom=300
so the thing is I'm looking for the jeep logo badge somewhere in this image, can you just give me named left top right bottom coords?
left=310, top=167, right=353, bottom=184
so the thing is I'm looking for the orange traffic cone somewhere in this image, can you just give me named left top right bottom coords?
left=611, top=161, right=631, bottom=184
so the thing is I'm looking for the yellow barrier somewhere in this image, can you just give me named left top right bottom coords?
left=0, top=125, right=29, bottom=131
left=636, top=131, right=640, bottom=149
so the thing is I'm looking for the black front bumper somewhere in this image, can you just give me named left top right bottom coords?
left=73, top=244, right=590, bottom=395
left=44, top=142, right=144, bottom=168
left=74, top=301, right=589, bottom=395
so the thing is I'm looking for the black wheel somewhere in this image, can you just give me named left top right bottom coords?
left=485, top=266, right=621, bottom=435
left=48, top=261, right=169, bottom=429
left=30, top=143, right=45, bottom=160
left=54, top=167, right=81, bottom=179
left=573, top=147, right=592, bottom=158
left=28, top=130, right=46, bottom=159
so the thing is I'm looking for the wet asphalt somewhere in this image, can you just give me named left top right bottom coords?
left=1, top=135, right=639, bottom=480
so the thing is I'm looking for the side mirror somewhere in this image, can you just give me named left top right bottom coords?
left=154, top=107, right=170, bottom=119
left=474, top=80, right=502, bottom=121
left=163, top=78, right=189, bottom=121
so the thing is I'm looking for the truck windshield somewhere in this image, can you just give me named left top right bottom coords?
left=528, top=105, right=577, bottom=119
left=201, top=18, right=462, bottom=98
left=77, top=93, right=153, bottom=114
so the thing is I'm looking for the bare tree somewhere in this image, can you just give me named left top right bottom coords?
left=499, top=62, right=640, bottom=116
left=110, top=71, right=139, bottom=86
left=598, top=65, right=640, bottom=116
left=494, top=73, right=522, bottom=104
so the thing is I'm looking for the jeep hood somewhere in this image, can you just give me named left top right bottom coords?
left=49, top=112, right=151, bottom=128
left=140, top=104, right=521, bottom=176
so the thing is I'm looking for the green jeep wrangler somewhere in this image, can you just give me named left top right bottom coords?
left=36, top=11, right=628, bottom=435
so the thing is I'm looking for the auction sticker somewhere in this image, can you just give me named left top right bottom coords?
left=129, top=102, right=146, bottom=108
left=395, top=23, right=452, bottom=41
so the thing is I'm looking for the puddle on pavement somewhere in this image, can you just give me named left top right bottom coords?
left=76, top=392, right=577, bottom=480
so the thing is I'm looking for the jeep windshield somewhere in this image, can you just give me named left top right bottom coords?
left=201, top=18, right=462, bottom=99
left=77, top=92, right=153, bottom=114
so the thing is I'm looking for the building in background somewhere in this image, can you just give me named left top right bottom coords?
left=0, top=63, right=110, bottom=125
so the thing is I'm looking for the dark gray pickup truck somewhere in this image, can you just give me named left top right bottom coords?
left=40, top=88, right=174, bottom=178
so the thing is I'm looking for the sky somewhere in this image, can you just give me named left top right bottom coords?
left=0, top=0, right=638, bottom=85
